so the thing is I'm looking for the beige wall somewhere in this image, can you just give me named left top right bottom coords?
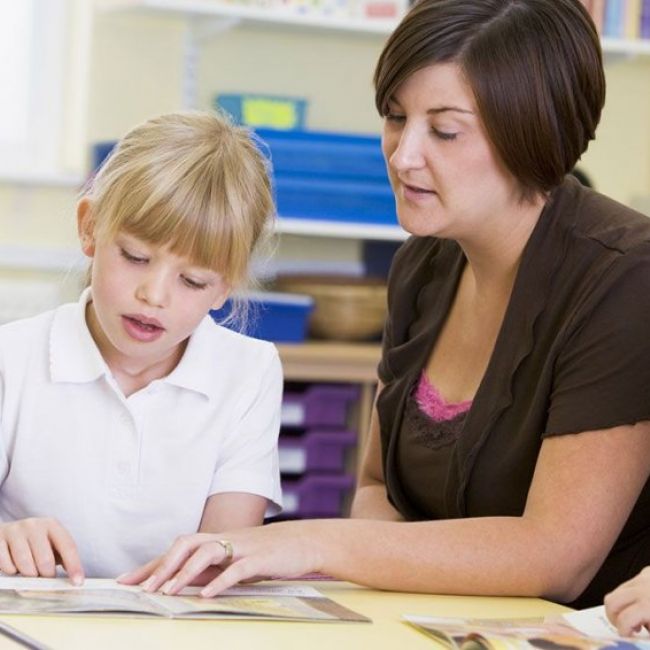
left=1, top=5, right=650, bottom=281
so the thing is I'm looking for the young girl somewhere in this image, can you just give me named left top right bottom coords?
left=0, top=111, right=283, bottom=583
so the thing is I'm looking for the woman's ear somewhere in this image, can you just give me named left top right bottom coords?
left=77, top=198, right=96, bottom=257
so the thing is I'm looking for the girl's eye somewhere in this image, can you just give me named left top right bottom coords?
left=432, top=128, right=458, bottom=141
left=120, top=248, right=148, bottom=264
left=182, top=276, right=207, bottom=290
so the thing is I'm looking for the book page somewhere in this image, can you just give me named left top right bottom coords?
left=0, top=586, right=165, bottom=616
left=146, top=584, right=370, bottom=621
left=0, top=577, right=370, bottom=622
left=561, top=606, right=650, bottom=640
left=403, top=615, right=650, bottom=650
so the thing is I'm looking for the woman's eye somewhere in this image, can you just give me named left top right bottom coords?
left=182, top=276, right=207, bottom=290
left=120, top=248, right=148, bottom=264
left=385, top=112, right=406, bottom=124
left=432, top=128, right=458, bottom=141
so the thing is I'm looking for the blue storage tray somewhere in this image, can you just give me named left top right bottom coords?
left=210, top=292, right=314, bottom=343
left=274, top=175, right=397, bottom=224
left=92, top=141, right=117, bottom=171
left=255, top=128, right=389, bottom=183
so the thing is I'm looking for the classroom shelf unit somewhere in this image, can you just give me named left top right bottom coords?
left=99, top=0, right=650, bottom=53
left=276, top=341, right=381, bottom=471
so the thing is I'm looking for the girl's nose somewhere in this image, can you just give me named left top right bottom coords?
left=135, top=272, right=170, bottom=308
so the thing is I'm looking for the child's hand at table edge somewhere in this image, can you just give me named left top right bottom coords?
left=0, top=518, right=84, bottom=585
left=604, top=567, right=650, bottom=637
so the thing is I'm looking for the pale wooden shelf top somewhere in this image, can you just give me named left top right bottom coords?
left=276, top=341, right=381, bottom=383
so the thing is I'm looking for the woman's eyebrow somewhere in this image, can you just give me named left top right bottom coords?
left=427, top=106, right=474, bottom=115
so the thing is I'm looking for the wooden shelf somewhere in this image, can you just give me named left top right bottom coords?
left=277, top=341, right=381, bottom=459
left=276, top=340, right=381, bottom=383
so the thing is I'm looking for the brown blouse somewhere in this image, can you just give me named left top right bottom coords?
left=377, top=176, right=650, bottom=608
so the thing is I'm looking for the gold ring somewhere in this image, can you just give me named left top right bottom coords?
left=215, top=539, right=233, bottom=563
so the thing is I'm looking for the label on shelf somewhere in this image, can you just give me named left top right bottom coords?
left=278, top=447, right=307, bottom=473
left=281, top=402, right=306, bottom=426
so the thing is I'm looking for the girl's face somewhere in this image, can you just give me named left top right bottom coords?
left=78, top=200, right=230, bottom=377
left=381, top=62, right=523, bottom=241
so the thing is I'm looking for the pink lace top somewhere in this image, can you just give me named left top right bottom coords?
left=414, top=371, right=473, bottom=422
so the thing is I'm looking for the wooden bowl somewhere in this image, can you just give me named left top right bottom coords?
left=274, top=275, right=387, bottom=341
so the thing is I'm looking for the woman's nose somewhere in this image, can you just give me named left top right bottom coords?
left=389, top=127, right=426, bottom=173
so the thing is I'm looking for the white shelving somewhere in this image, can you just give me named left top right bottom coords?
left=98, top=0, right=399, bottom=36
left=100, top=0, right=650, bottom=56
left=277, top=217, right=407, bottom=241
left=601, top=37, right=650, bottom=57
left=0, top=170, right=84, bottom=188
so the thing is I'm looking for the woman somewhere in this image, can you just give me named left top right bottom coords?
left=120, top=0, right=650, bottom=608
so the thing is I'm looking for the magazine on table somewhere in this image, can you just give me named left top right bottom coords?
left=404, top=605, right=650, bottom=650
left=0, top=576, right=370, bottom=623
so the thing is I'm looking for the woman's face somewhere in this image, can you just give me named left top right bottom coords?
left=381, top=62, right=523, bottom=241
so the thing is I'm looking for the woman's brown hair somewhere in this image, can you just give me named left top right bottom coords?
left=374, top=0, right=605, bottom=199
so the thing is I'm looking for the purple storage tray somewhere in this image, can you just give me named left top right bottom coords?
left=279, top=430, right=356, bottom=474
left=281, top=384, right=359, bottom=428
left=281, top=474, right=355, bottom=518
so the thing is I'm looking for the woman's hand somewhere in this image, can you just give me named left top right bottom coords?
left=605, top=567, right=650, bottom=637
left=0, top=518, right=84, bottom=584
left=118, top=521, right=324, bottom=597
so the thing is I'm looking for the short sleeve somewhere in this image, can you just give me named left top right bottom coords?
left=208, top=348, right=283, bottom=514
left=545, top=251, right=650, bottom=435
left=0, top=364, right=8, bottom=486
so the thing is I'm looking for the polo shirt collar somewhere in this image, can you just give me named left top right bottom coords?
left=50, top=289, right=222, bottom=399
left=50, top=287, right=110, bottom=383
left=162, top=315, right=221, bottom=400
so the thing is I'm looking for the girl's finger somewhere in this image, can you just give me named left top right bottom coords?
left=0, top=539, right=17, bottom=575
left=48, top=522, right=84, bottom=585
left=6, top=535, right=38, bottom=577
left=28, top=534, right=57, bottom=578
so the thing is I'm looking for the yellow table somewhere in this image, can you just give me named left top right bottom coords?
left=0, top=581, right=570, bottom=650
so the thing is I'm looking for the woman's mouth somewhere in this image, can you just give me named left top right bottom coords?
left=402, top=183, right=437, bottom=200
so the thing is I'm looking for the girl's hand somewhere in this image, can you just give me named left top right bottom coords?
left=0, top=518, right=84, bottom=585
left=605, top=567, right=650, bottom=637
left=118, top=521, right=324, bottom=597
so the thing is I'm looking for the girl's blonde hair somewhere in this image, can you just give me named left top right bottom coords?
left=84, top=111, right=274, bottom=291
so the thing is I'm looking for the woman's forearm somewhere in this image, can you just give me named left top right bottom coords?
left=306, top=516, right=594, bottom=602
left=350, top=484, right=403, bottom=521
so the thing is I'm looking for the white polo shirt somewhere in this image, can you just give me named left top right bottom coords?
left=0, top=289, right=282, bottom=577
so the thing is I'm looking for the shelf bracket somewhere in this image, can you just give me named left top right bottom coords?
left=182, top=16, right=241, bottom=109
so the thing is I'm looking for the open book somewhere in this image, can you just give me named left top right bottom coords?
left=0, top=577, right=369, bottom=623
left=404, top=607, right=650, bottom=650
